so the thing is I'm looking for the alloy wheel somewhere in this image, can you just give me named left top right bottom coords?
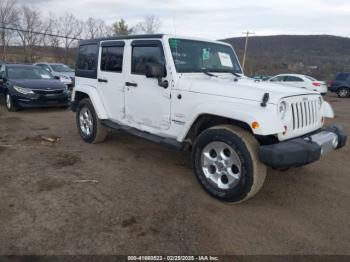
left=201, top=141, right=242, bottom=190
left=339, top=89, right=349, bottom=98
left=6, top=93, right=12, bottom=110
left=79, top=107, right=94, bottom=137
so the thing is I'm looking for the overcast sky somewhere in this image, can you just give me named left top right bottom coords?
left=21, top=0, right=350, bottom=39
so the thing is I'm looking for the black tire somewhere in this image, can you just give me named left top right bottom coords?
left=5, top=91, right=17, bottom=112
left=337, top=87, right=350, bottom=98
left=76, top=98, right=108, bottom=143
left=192, top=125, right=266, bottom=203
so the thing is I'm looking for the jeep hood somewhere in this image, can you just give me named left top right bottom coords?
left=178, top=75, right=318, bottom=105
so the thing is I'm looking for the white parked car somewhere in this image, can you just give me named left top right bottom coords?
left=70, top=34, right=347, bottom=203
left=268, top=74, right=328, bottom=95
left=35, top=62, right=75, bottom=88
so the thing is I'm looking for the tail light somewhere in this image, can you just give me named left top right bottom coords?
left=312, top=82, right=321, bottom=87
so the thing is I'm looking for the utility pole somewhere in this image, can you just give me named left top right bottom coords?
left=242, top=31, right=255, bottom=72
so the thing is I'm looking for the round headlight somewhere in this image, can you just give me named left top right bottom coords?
left=279, top=101, right=287, bottom=119
left=318, top=96, right=323, bottom=109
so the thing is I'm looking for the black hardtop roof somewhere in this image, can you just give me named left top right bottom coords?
left=79, top=34, right=165, bottom=46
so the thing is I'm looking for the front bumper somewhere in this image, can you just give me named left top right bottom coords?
left=13, top=93, right=70, bottom=108
left=259, top=124, right=347, bottom=169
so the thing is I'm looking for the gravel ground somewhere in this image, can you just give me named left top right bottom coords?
left=0, top=93, right=349, bottom=255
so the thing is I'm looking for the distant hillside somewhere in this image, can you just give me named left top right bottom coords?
left=1, top=46, right=77, bottom=66
left=222, top=35, right=350, bottom=80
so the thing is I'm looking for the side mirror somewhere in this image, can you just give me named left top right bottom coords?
left=145, top=63, right=168, bottom=89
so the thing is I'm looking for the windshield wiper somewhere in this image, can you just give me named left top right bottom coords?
left=202, top=70, right=218, bottom=78
left=230, top=72, right=242, bottom=78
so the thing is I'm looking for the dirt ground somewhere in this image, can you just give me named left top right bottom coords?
left=0, top=93, right=349, bottom=255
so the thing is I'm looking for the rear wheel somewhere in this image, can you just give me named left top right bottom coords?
left=76, top=98, right=108, bottom=143
left=5, top=92, right=17, bottom=112
left=192, top=125, right=266, bottom=203
left=337, top=88, right=350, bottom=98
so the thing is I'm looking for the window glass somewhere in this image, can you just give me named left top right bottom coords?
left=101, top=46, right=124, bottom=72
left=51, top=64, right=74, bottom=73
left=270, top=76, right=285, bottom=82
left=77, top=44, right=98, bottom=71
left=38, top=64, right=51, bottom=72
left=336, top=73, right=350, bottom=81
left=169, top=38, right=242, bottom=74
left=44, top=65, right=52, bottom=72
left=305, top=76, right=316, bottom=81
left=132, top=46, right=164, bottom=75
left=286, top=76, right=303, bottom=82
left=7, top=67, right=54, bottom=80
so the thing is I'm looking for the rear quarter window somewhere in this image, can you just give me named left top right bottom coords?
left=76, top=44, right=99, bottom=79
left=336, top=73, right=350, bottom=82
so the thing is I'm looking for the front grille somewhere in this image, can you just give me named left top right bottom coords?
left=291, top=99, right=319, bottom=130
left=33, top=89, right=64, bottom=95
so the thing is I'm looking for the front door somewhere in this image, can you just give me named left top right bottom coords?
left=98, top=41, right=125, bottom=121
left=124, top=40, right=171, bottom=130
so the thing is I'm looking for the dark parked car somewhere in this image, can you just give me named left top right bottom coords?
left=328, top=72, right=350, bottom=98
left=0, top=64, right=70, bottom=111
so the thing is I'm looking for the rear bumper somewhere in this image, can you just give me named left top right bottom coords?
left=259, top=124, right=347, bottom=169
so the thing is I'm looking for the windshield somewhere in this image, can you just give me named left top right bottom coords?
left=169, top=38, right=242, bottom=74
left=7, top=67, right=55, bottom=80
left=50, top=64, right=74, bottom=73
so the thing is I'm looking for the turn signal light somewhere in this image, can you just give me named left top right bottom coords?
left=252, top=122, right=260, bottom=129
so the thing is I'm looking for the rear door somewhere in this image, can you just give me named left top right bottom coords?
left=97, top=41, right=125, bottom=121
left=124, top=40, right=171, bottom=130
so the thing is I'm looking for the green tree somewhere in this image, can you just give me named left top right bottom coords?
left=112, top=19, right=132, bottom=36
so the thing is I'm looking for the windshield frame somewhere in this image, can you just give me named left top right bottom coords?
left=168, top=38, right=243, bottom=74
left=6, top=66, right=55, bottom=80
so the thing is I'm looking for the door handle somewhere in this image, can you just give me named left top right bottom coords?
left=98, top=78, right=108, bottom=83
left=125, top=82, right=138, bottom=87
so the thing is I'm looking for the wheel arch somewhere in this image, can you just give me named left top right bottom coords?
left=72, top=85, right=108, bottom=119
left=338, top=86, right=350, bottom=90
left=184, top=114, right=253, bottom=145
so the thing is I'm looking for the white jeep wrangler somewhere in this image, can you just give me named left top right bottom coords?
left=71, top=34, right=347, bottom=203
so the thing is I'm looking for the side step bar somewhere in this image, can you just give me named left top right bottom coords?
left=101, top=120, right=184, bottom=151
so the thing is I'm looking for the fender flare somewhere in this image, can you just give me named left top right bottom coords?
left=73, top=84, right=108, bottom=119
left=178, top=101, right=284, bottom=141
left=322, top=101, right=334, bottom=118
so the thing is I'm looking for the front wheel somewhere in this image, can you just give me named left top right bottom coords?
left=5, top=92, right=17, bottom=112
left=192, top=125, right=266, bottom=203
left=76, top=98, right=108, bottom=143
